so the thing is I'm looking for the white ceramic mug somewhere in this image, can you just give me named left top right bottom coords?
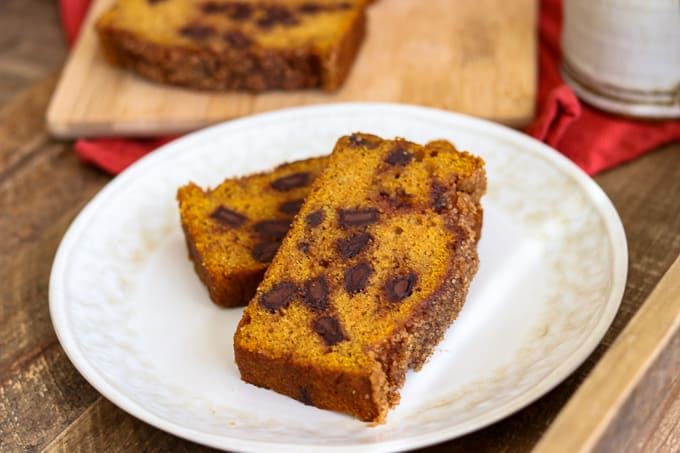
left=561, top=0, right=680, bottom=118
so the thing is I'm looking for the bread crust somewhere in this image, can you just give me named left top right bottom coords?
left=235, top=331, right=387, bottom=421
left=180, top=216, right=266, bottom=307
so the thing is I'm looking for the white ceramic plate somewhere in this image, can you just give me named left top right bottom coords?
left=49, top=103, right=627, bottom=452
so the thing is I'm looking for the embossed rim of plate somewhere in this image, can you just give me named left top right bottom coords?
left=49, top=103, right=627, bottom=453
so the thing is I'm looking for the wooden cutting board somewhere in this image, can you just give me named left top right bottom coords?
left=47, top=0, right=537, bottom=138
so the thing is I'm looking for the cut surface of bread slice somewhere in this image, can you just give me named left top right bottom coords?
left=177, top=156, right=328, bottom=307
left=96, top=0, right=369, bottom=91
left=234, top=133, right=486, bottom=422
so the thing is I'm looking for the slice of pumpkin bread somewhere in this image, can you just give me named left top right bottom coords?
left=96, top=0, right=369, bottom=92
left=233, top=133, right=486, bottom=422
left=177, top=156, right=328, bottom=307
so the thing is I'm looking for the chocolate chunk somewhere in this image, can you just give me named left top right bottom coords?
left=200, top=2, right=253, bottom=20
left=269, top=5, right=299, bottom=24
left=256, top=16, right=275, bottom=28
left=253, top=220, right=290, bottom=239
left=299, top=1, right=350, bottom=13
left=379, top=189, right=413, bottom=209
left=179, top=24, right=216, bottom=40
left=385, top=272, right=417, bottom=302
left=348, top=134, right=365, bottom=147
left=338, top=208, right=379, bottom=227
left=257, top=5, right=299, bottom=29
left=312, top=316, right=345, bottom=346
left=228, top=2, right=253, bottom=20
left=305, top=209, right=324, bottom=228
left=271, top=172, right=310, bottom=191
left=279, top=199, right=305, bottom=215
left=259, top=281, right=297, bottom=312
left=431, top=182, right=450, bottom=214
left=348, top=134, right=366, bottom=147
left=223, top=30, right=253, bottom=48
left=199, top=1, right=228, bottom=13
left=300, top=387, right=313, bottom=405
left=337, top=232, right=372, bottom=259
left=299, top=3, right=323, bottom=14
left=210, top=206, right=247, bottom=227
left=251, top=240, right=281, bottom=263
left=344, top=261, right=372, bottom=294
left=303, top=276, right=329, bottom=311
left=385, top=144, right=414, bottom=166
left=298, top=241, right=311, bottom=254
left=347, top=133, right=380, bottom=149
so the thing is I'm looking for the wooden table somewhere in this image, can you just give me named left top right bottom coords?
left=2, top=1, right=679, bottom=452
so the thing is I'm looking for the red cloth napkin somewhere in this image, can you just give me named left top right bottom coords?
left=527, top=0, right=680, bottom=174
left=61, top=0, right=680, bottom=176
left=75, top=136, right=178, bottom=174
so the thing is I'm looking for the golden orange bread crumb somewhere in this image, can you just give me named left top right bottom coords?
left=96, top=0, right=369, bottom=91
left=177, top=156, right=328, bottom=307
left=234, top=133, right=486, bottom=422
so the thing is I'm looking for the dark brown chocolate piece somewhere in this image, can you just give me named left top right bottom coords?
left=199, top=1, right=226, bottom=13
left=311, top=316, right=345, bottom=346
left=298, top=241, right=311, bottom=254
left=299, top=3, right=324, bottom=14
left=257, top=5, right=299, bottom=29
left=259, top=281, right=297, bottom=312
left=385, top=272, right=417, bottom=302
left=210, top=206, right=247, bottom=227
left=271, top=172, right=310, bottom=192
left=298, top=2, right=351, bottom=14
left=200, top=2, right=253, bottom=20
left=347, top=134, right=380, bottom=149
left=303, top=276, right=329, bottom=311
left=337, top=232, right=372, bottom=259
left=223, top=30, right=253, bottom=48
left=179, top=24, right=216, bottom=40
left=385, top=145, right=414, bottom=166
left=251, top=240, right=281, bottom=263
left=344, top=261, right=372, bottom=294
left=305, top=209, right=325, bottom=228
left=279, top=199, right=305, bottom=215
left=228, top=2, right=253, bottom=20
left=338, top=208, right=379, bottom=227
left=348, top=134, right=364, bottom=147
left=379, top=189, right=413, bottom=209
left=300, top=387, right=313, bottom=405
left=253, top=220, right=290, bottom=239
left=431, top=182, right=450, bottom=214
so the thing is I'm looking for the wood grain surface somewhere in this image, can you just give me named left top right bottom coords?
left=46, top=0, right=536, bottom=138
left=0, top=0, right=67, bottom=105
left=535, top=254, right=680, bottom=453
left=3, top=2, right=680, bottom=452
